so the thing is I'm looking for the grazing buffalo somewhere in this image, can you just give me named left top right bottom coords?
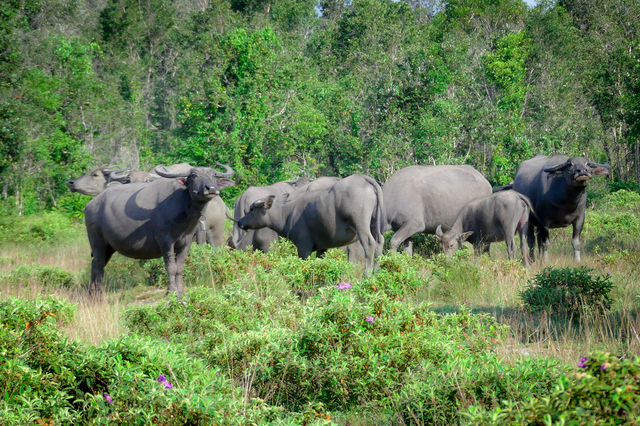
left=383, top=165, right=493, bottom=254
left=435, top=190, right=537, bottom=268
left=510, top=154, right=610, bottom=262
left=229, top=177, right=340, bottom=252
left=69, top=166, right=229, bottom=248
left=84, top=163, right=234, bottom=295
left=237, top=174, right=384, bottom=276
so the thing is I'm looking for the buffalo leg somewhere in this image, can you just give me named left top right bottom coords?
left=163, top=246, right=179, bottom=294
left=527, top=224, right=537, bottom=261
left=89, top=245, right=114, bottom=296
left=572, top=215, right=584, bottom=263
left=355, top=227, right=377, bottom=277
left=173, top=245, right=190, bottom=295
left=389, top=222, right=422, bottom=254
left=537, top=226, right=550, bottom=262
left=505, top=233, right=516, bottom=260
left=518, top=226, right=530, bottom=269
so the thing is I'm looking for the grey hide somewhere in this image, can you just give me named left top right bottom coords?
left=69, top=166, right=229, bottom=248
left=229, top=177, right=339, bottom=252
left=510, top=154, right=610, bottom=262
left=383, top=165, right=493, bottom=254
left=67, top=167, right=130, bottom=196
left=435, top=190, right=536, bottom=268
left=237, top=174, right=384, bottom=276
left=84, top=164, right=234, bottom=295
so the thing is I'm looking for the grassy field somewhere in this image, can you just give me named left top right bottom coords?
left=1, top=190, right=639, bottom=423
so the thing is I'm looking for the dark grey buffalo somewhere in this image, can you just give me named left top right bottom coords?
left=510, top=154, right=610, bottom=262
left=237, top=174, right=384, bottom=276
left=69, top=166, right=229, bottom=248
left=229, top=177, right=340, bottom=252
left=84, top=163, right=234, bottom=295
left=435, top=190, right=536, bottom=268
left=383, top=165, right=493, bottom=254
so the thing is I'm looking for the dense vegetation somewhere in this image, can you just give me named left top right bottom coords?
left=1, top=0, right=639, bottom=213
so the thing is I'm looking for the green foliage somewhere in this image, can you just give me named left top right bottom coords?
left=0, top=210, right=84, bottom=245
left=464, top=352, right=640, bottom=424
left=0, top=296, right=280, bottom=424
left=521, top=267, right=613, bottom=316
left=1, top=265, right=77, bottom=289
left=585, top=189, right=640, bottom=252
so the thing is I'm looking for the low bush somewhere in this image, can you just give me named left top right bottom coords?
left=0, top=264, right=77, bottom=289
left=521, top=267, right=613, bottom=316
left=0, top=211, right=84, bottom=245
left=464, top=352, right=640, bottom=424
left=0, top=296, right=280, bottom=424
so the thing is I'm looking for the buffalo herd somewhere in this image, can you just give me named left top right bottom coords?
left=69, top=154, right=610, bottom=295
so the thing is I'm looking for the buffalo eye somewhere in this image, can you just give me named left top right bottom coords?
left=92, top=173, right=99, bottom=177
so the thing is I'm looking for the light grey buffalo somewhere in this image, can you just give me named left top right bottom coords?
left=229, top=176, right=340, bottom=252
left=237, top=174, right=384, bottom=276
left=435, top=190, right=537, bottom=268
left=383, top=165, right=493, bottom=254
left=83, top=163, right=234, bottom=295
left=69, top=166, right=229, bottom=247
left=509, top=154, right=610, bottom=262
left=67, top=167, right=153, bottom=196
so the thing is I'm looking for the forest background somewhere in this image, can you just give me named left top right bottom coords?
left=1, top=0, right=639, bottom=213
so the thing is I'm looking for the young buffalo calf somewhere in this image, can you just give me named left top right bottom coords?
left=435, top=190, right=535, bottom=268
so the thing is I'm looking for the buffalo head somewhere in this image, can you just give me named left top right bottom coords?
left=155, top=162, right=235, bottom=202
left=543, top=157, right=610, bottom=187
left=435, top=225, right=473, bottom=255
left=238, top=195, right=276, bottom=230
left=68, top=167, right=126, bottom=196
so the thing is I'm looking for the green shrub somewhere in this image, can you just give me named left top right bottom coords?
left=0, top=211, right=84, bottom=245
left=521, top=267, right=613, bottom=315
left=0, top=296, right=281, bottom=424
left=464, top=352, right=640, bottom=424
left=1, top=265, right=77, bottom=289
left=55, top=192, right=92, bottom=220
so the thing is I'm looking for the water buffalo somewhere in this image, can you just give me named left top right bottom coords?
left=229, top=177, right=340, bottom=252
left=67, top=167, right=143, bottom=196
left=383, top=165, right=493, bottom=254
left=237, top=174, right=384, bottom=276
left=510, top=154, right=610, bottom=262
left=435, top=190, right=537, bottom=268
left=69, top=166, right=229, bottom=248
left=84, top=163, right=234, bottom=295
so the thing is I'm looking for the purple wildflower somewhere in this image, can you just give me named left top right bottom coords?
left=103, top=393, right=113, bottom=404
left=337, top=282, right=351, bottom=290
left=578, top=357, right=588, bottom=369
left=600, top=363, right=608, bottom=370
left=365, top=316, right=374, bottom=324
left=158, top=375, right=167, bottom=383
left=164, top=381, right=174, bottom=389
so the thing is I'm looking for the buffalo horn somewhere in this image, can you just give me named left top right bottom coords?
left=543, top=159, right=570, bottom=173
left=109, top=170, right=130, bottom=180
left=213, top=163, right=235, bottom=178
left=154, top=162, right=193, bottom=178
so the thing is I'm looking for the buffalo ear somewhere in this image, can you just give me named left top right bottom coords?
left=459, top=231, right=473, bottom=242
left=543, top=160, right=570, bottom=174
left=216, top=178, right=235, bottom=189
left=588, top=162, right=610, bottom=176
left=435, top=225, right=444, bottom=240
left=264, top=195, right=276, bottom=209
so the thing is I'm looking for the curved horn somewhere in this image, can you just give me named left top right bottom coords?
left=543, top=159, right=570, bottom=173
left=213, top=163, right=235, bottom=178
left=109, top=170, right=130, bottom=180
left=154, top=162, right=193, bottom=178
left=225, top=211, right=239, bottom=223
